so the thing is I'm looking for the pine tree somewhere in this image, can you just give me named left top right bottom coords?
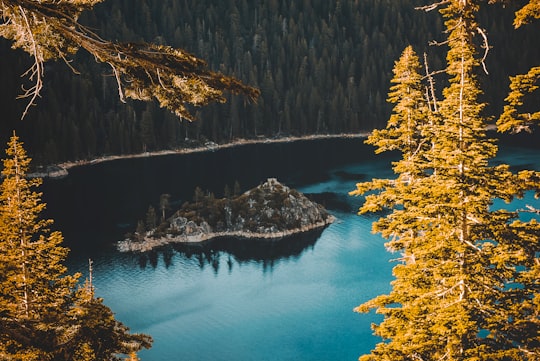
left=67, top=279, right=152, bottom=361
left=159, top=193, right=171, bottom=221
left=145, top=205, right=157, bottom=230
left=0, top=132, right=77, bottom=360
left=351, top=1, right=540, bottom=359
left=495, top=0, right=539, bottom=133
left=364, top=45, right=431, bottom=177
left=0, top=132, right=152, bottom=360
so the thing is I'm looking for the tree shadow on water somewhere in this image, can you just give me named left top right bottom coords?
left=135, top=228, right=324, bottom=274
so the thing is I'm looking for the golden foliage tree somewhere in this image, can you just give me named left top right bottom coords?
left=0, top=0, right=259, bottom=119
left=0, top=133, right=151, bottom=360
left=493, top=0, right=540, bottom=132
left=351, top=1, right=540, bottom=359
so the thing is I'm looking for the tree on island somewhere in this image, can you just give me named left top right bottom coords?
left=351, top=1, right=540, bottom=359
left=0, top=0, right=259, bottom=120
left=159, top=193, right=171, bottom=222
left=0, top=133, right=152, bottom=360
left=145, top=205, right=157, bottom=230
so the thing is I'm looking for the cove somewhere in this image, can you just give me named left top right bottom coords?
left=40, top=137, right=539, bottom=361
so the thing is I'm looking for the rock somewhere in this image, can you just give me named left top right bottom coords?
left=118, top=178, right=335, bottom=252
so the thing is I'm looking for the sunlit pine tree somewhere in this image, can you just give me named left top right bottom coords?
left=0, top=132, right=152, bottom=360
left=0, top=132, right=78, bottom=360
left=67, top=278, right=152, bottom=360
left=496, top=0, right=540, bottom=133
left=351, top=1, right=540, bottom=359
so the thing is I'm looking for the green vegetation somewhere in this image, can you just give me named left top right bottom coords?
left=351, top=1, right=540, bottom=359
left=1, top=0, right=538, bottom=164
left=0, top=133, right=152, bottom=360
left=127, top=179, right=333, bottom=246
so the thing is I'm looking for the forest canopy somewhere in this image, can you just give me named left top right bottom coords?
left=0, top=0, right=538, bottom=165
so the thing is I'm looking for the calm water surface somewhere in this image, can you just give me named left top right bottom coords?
left=41, top=138, right=539, bottom=361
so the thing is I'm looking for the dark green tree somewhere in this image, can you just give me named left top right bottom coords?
left=146, top=205, right=157, bottom=230
left=193, top=186, right=204, bottom=203
left=159, top=193, right=171, bottom=221
left=223, top=184, right=231, bottom=199
left=233, top=181, right=241, bottom=197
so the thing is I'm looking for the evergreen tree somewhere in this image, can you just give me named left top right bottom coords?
left=223, top=184, right=231, bottom=199
left=67, top=280, right=152, bottom=360
left=193, top=186, right=204, bottom=203
left=136, top=220, right=147, bottom=242
left=0, top=132, right=77, bottom=360
left=233, top=181, right=241, bottom=197
left=495, top=0, right=540, bottom=133
left=364, top=45, right=431, bottom=177
left=159, top=193, right=171, bottom=221
left=146, top=205, right=157, bottom=230
left=351, top=1, right=540, bottom=359
left=0, top=133, right=152, bottom=360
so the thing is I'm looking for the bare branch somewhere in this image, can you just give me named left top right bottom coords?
left=108, top=62, right=125, bottom=103
left=156, top=68, right=168, bottom=90
left=429, top=39, right=450, bottom=47
left=415, top=0, right=451, bottom=12
left=16, top=5, right=43, bottom=120
left=517, top=205, right=540, bottom=214
left=477, top=27, right=490, bottom=75
left=57, top=50, right=81, bottom=75
left=423, top=52, right=439, bottom=112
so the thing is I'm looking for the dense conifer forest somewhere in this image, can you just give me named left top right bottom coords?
left=0, top=0, right=538, bottom=165
left=1, top=1, right=539, bottom=359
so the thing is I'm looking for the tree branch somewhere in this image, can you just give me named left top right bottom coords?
left=16, top=5, right=43, bottom=120
left=477, top=27, right=490, bottom=75
left=415, top=0, right=451, bottom=12
left=1, top=0, right=259, bottom=120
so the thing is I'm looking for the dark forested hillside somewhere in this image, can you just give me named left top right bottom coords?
left=1, top=0, right=538, bottom=164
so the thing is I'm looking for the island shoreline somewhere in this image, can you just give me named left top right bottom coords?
left=117, top=215, right=336, bottom=253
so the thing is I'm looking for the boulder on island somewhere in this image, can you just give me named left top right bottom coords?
left=118, top=178, right=335, bottom=252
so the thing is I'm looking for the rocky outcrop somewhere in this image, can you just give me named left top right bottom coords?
left=118, top=178, right=335, bottom=252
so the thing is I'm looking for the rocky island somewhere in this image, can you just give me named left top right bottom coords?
left=118, top=178, right=335, bottom=252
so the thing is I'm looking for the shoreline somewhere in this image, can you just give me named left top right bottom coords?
left=49, top=133, right=367, bottom=176
left=117, top=215, right=336, bottom=253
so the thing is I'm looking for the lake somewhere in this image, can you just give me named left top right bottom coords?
left=41, top=136, right=539, bottom=361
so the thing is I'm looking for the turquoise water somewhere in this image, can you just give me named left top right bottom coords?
left=41, top=139, right=539, bottom=360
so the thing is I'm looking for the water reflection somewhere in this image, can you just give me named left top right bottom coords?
left=135, top=229, right=324, bottom=273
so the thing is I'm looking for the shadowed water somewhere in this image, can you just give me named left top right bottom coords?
left=40, top=138, right=539, bottom=361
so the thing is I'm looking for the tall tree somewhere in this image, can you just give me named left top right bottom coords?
left=0, top=132, right=76, bottom=360
left=159, top=193, right=171, bottom=221
left=351, top=1, right=540, bottom=359
left=0, top=133, right=151, bottom=360
left=364, top=45, right=431, bottom=177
